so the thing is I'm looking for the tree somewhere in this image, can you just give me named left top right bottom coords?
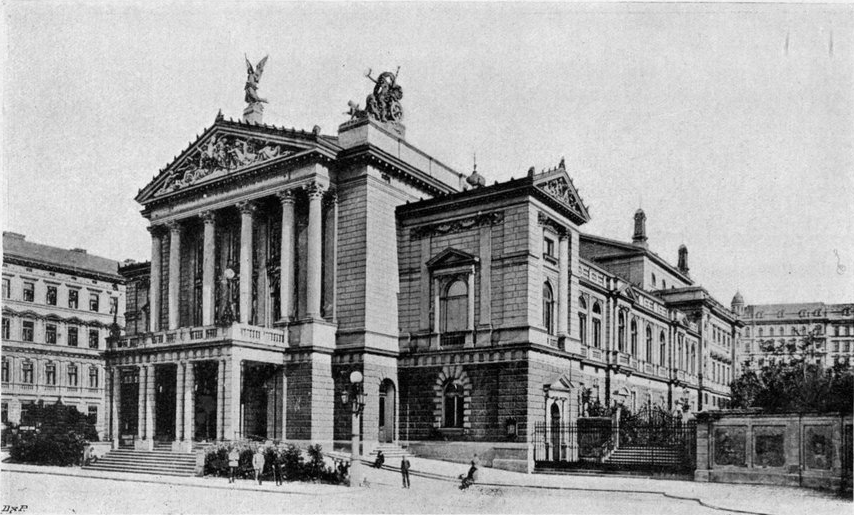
left=730, top=329, right=853, bottom=413
left=8, top=401, right=98, bottom=466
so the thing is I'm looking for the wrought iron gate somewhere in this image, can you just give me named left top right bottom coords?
left=534, top=407, right=697, bottom=474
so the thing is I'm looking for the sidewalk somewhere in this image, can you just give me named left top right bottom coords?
left=2, top=456, right=850, bottom=515
left=363, top=456, right=851, bottom=515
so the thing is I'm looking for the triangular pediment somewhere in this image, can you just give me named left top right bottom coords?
left=426, top=247, right=478, bottom=269
left=533, top=159, right=591, bottom=223
left=545, top=373, right=576, bottom=392
left=136, top=117, right=324, bottom=204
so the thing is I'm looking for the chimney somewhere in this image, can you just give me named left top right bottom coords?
left=632, top=209, right=648, bottom=248
left=678, top=244, right=689, bottom=276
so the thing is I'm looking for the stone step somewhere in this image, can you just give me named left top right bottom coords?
left=82, top=448, right=198, bottom=477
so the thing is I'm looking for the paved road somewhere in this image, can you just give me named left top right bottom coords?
left=2, top=468, right=734, bottom=515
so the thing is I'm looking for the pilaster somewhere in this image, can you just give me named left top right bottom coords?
left=557, top=234, right=569, bottom=339
left=148, top=227, right=162, bottom=332
left=175, top=362, right=185, bottom=443
left=185, top=362, right=195, bottom=449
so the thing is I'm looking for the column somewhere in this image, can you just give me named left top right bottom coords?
left=557, top=234, right=569, bottom=338
left=184, top=363, right=195, bottom=446
left=137, top=366, right=146, bottom=441
left=145, top=364, right=155, bottom=442
left=237, top=202, right=256, bottom=324
left=229, top=360, right=243, bottom=439
left=111, top=368, right=120, bottom=448
left=175, top=362, right=185, bottom=441
left=221, top=359, right=231, bottom=440
left=277, top=190, right=295, bottom=321
left=167, top=221, right=182, bottom=330
left=201, top=212, right=216, bottom=326
left=149, top=227, right=162, bottom=332
left=305, top=182, right=324, bottom=319
left=322, top=190, right=338, bottom=320
left=279, top=368, right=287, bottom=440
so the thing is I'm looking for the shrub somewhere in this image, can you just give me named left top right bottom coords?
left=8, top=401, right=97, bottom=466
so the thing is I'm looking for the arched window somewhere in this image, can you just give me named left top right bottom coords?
left=758, top=327, right=763, bottom=337
left=630, top=319, right=638, bottom=357
left=745, top=327, right=751, bottom=337
left=659, top=331, right=667, bottom=366
left=677, top=335, right=684, bottom=370
left=645, top=326, right=653, bottom=362
left=578, top=297, right=587, bottom=345
left=769, top=327, right=775, bottom=336
left=543, top=282, right=555, bottom=335
left=443, top=381, right=465, bottom=428
left=440, top=279, right=468, bottom=334
left=592, top=302, right=602, bottom=349
left=618, top=312, right=626, bottom=352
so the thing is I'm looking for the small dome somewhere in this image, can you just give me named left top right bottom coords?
left=732, top=291, right=744, bottom=305
left=466, top=160, right=485, bottom=188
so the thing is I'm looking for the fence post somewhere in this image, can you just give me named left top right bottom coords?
left=694, top=412, right=711, bottom=482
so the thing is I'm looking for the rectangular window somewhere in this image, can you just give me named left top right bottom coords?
left=22, top=320, right=34, bottom=342
left=45, top=364, right=56, bottom=385
left=1, top=359, right=9, bottom=383
left=68, top=327, right=78, bottom=347
left=89, top=329, right=99, bottom=349
left=67, top=365, right=78, bottom=387
left=844, top=342, right=851, bottom=353
left=87, top=406, right=98, bottom=425
left=23, top=282, right=34, bottom=302
left=543, top=237, right=555, bottom=258
left=2, top=278, right=9, bottom=299
left=45, top=323, right=57, bottom=344
left=833, top=341, right=840, bottom=352
left=89, top=292, right=100, bottom=312
left=1, top=402, right=7, bottom=423
left=89, top=367, right=99, bottom=388
left=22, top=361, right=34, bottom=384
left=20, top=402, right=34, bottom=426
left=68, top=289, right=79, bottom=309
left=110, top=296, right=118, bottom=315
left=1, top=318, right=9, bottom=340
left=46, top=285, right=57, bottom=306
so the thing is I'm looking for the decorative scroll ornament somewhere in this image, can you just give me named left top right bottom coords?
left=158, top=135, right=291, bottom=194
left=410, top=211, right=503, bottom=240
left=346, top=67, right=403, bottom=124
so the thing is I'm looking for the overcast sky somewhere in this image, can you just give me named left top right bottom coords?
left=2, top=2, right=852, bottom=307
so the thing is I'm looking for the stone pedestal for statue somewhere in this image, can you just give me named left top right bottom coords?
left=243, top=103, right=264, bottom=124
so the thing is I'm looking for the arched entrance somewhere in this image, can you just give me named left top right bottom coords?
left=378, top=379, right=396, bottom=443
left=550, top=403, right=561, bottom=461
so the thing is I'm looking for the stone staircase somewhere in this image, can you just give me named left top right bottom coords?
left=365, top=442, right=415, bottom=462
left=602, top=445, right=683, bottom=467
left=83, top=446, right=198, bottom=477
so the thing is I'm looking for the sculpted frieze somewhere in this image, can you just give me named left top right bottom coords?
left=410, top=211, right=503, bottom=240
left=537, top=176, right=583, bottom=215
left=158, top=135, right=292, bottom=195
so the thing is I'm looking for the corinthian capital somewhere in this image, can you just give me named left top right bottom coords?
left=166, top=220, right=182, bottom=233
left=305, top=181, right=325, bottom=199
left=276, top=189, right=296, bottom=205
left=236, top=200, right=257, bottom=215
left=200, top=210, right=216, bottom=225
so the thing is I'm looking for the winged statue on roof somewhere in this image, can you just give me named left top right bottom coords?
left=245, top=55, right=269, bottom=105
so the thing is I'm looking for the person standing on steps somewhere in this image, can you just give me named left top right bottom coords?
left=400, top=455, right=411, bottom=489
left=228, top=447, right=240, bottom=484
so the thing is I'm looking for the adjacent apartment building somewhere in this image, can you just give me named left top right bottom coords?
left=731, top=295, right=854, bottom=374
left=2, top=232, right=125, bottom=438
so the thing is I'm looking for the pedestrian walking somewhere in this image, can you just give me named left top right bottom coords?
left=400, top=456, right=411, bottom=489
left=228, top=447, right=240, bottom=484
left=253, top=447, right=266, bottom=485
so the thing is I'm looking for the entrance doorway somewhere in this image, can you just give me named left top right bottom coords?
left=550, top=403, right=561, bottom=461
left=119, top=369, right=139, bottom=447
left=154, top=365, right=177, bottom=441
left=193, top=361, right=219, bottom=441
left=242, top=363, right=278, bottom=440
left=378, top=379, right=396, bottom=443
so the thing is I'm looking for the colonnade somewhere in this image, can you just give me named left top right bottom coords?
left=147, top=182, right=334, bottom=332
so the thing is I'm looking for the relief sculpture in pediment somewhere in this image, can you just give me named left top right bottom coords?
left=538, top=177, right=581, bottom=212
left=158, top=135, right=291, bottom=194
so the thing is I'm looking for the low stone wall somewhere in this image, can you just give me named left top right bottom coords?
left=695, top=410, right=852, bottom=491
left=405, top=441, right=530, bottom=473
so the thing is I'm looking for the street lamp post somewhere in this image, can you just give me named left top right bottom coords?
left=340, top=371, right=366, bottom=487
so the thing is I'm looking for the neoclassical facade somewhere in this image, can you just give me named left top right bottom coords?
left=2, top=232, right=125, bottom=439
left=107, top=69, right=741, bottom=470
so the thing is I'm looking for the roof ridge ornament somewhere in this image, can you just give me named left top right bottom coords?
left=244, top=54, right=269, bottom=124
left=346, top=67, right=404, bottom=130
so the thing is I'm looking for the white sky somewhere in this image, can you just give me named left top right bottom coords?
left=2, top=2, right=852, bottom=307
